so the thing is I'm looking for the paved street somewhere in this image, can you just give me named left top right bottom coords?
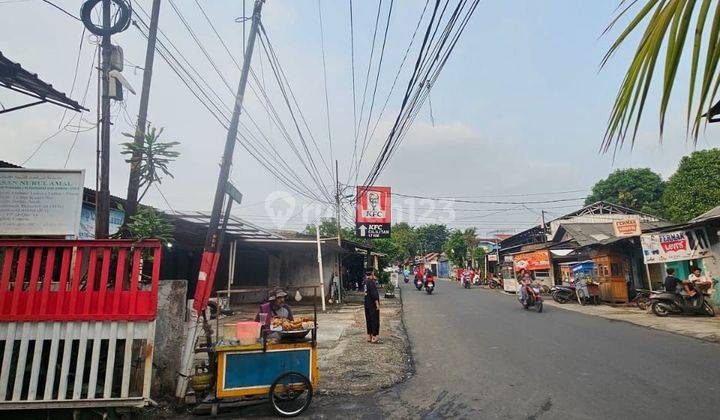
left=299, top=280, right=720, bottom=419
left=371, top=280, right=719, bottom=419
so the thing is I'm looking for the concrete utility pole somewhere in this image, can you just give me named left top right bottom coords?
left=316, top=225, right=327, bottom=311
left=193, top=0, right=265, bottom=312
left=96, top=0, right=112, bottom=238
left=335, top=160, right=341, bottom=246
left=177, top=0, right=265, bottom=400
left=125, top=0, right=162, bottom=221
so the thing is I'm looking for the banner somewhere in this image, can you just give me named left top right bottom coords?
left=355, top=186, right=391, bottom=238
left=0, top=169, right=84, bottom=236
left=513, top=250, right=550, bottom=271
left=487, top=254, right=499, bottom=262
left=640, top=228, right=711, bottom=264
left=78, top=203, right=125, bottom=239
left=613, top=216, right=641, bottom=237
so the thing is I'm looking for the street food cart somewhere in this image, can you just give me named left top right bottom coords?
left=192, top=290, right=319, bottom=417
left=572, top=261, right=600, bottom=305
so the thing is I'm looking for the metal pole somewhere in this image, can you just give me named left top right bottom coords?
left=96, top=0, right=112, bottom=238
left=125, top=0, right=162, bottom=221
left=644, top=263, right=653, bottom=292
left=177, top=0, right=264, bottom=400
left=335, top=160, right=342, bottom=303
left=316, top=225, right=327, bottom=311
left=193, top=0, right=264, bottom=312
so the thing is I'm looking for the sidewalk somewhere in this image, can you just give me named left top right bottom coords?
left=543, top=299, right=720, bottom=343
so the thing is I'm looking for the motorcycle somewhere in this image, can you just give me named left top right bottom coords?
left=463, top=277, right=471, bottom=289
left=519, top=283, right=543, bottom=312
left=649, top=282, right=715, bottom=317
left=550, top=284, right=576, bottom=304
left=403, top=275, right=409, bottom=284
left=425, top=278, right=435, bottom=295
left=415, top=276, right=424, bottom=291
left=489, top=278, right=502, bottom=289
left=631, top=288, right=652, bottom=310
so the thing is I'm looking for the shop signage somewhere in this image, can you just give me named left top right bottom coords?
left=78, top=203, right=125, bottom=239
left=640, top=228, right=711, bottom=264
left=356, top=186, right=391, bottom=238
left=613, top=217, right=641, bottom=237
left=487, top=254, right=499, bottom=262
left=0, top=169, right=84, bottom=236
left=513, top=250, right=550, bottom=271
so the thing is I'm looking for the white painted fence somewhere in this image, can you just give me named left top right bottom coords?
left=0, top=320, right=155, bottom=409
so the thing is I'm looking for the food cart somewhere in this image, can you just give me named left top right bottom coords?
left=572, top=261, right=600, bottom=305
left=192, top=289, right=319, bottom=417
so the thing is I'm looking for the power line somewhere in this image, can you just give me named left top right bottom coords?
left=391, top=192, right=586, bottom=205
left=317, top=0, right=334, bottom=165
left=40, top=0, right=80, bottom=21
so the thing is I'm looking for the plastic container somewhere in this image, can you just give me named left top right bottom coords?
left=221, top=323, right=237, bottom=340
left=236, top=321, right=261, bottom=345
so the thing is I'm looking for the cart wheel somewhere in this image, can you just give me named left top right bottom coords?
left=269, top=371, right=313, bottom=417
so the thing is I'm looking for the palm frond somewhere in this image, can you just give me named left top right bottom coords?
left=603, top=0, right=720, bottom=151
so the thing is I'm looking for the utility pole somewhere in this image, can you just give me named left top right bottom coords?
left=125, top=0, right=162, bottom=222
left=178, top=0, right=265, bottom=400
left=96, top=0, right=112, bottom=238
left=192, top=0, right=264, bottom=312
left=541, top=210, right=546, bottom=231
left=335, top=160, right=341, bottom=246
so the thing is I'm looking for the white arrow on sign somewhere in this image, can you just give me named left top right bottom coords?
left=359, top=225, right=367, bottom=237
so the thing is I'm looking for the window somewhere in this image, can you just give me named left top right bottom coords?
left=611, top=263, right=621, bottom=277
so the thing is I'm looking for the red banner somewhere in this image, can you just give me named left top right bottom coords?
left=356, top=186, right=391, bottom=224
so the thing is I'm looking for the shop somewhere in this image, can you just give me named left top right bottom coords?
left=511, top=249, right=553, bottom=288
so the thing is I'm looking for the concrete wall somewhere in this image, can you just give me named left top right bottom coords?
left=152, top=279, right=188, bottom=400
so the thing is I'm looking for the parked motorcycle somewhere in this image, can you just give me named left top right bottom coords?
left=631, top=289, right=652, bottom=310
left=519, top=284, right=543, bottom=312
left=415, top=276, right=424, bottom=291
left=649, top=282, right=715, bottom=317
left=489, top=278, right=502, bottom=289
left=425, top=278, right=435, bottom=295
left=550, top=284, right=576, bottom=304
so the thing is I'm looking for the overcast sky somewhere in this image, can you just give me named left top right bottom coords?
left=1, top=1, right=718, bottom=236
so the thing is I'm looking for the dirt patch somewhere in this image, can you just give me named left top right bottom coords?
left=317, top=288, right=413, bottom=396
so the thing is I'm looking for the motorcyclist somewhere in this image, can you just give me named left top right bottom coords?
left=518, top=269, right=533, bottom=305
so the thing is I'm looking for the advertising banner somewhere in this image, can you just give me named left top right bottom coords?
left=513, top=250, right=551, bottom=271
left=78, top=203, right=125, bottom=239
left=355, top=186, right=391, bottom=238
left=0, top=169, right=84, bottom=236
left=613, top=216, right=642, bottom=237
left=640, top=228, right=711, bottom=264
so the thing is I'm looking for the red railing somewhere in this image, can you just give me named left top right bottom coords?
left=0, top=240, right=161, bottom=321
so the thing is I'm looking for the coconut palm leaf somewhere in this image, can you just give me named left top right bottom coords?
left=603, top=0, right=720, bottom=152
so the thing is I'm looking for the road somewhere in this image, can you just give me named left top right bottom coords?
left=233, top=280, right=720, bottom=419
left=373, top=280, right=720, bottom=419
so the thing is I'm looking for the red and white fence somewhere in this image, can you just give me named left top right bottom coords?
left=0, top=240, right=161, bottom=409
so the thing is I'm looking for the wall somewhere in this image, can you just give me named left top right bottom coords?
left=152, top=279, right=188, bottom=400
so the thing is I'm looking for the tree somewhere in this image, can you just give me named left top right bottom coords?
left=603, top=2, right=720, bottom=150
left=585, top=168, right=665, bottom=215
left=121, top=124, right=180, bottom=211
left=415, top=224, right=449, bottom=254
left=444, top=229, right=468, bottom=267
left=662, top=149, right=720, bottom=222
left=473, top=247, right=487, bottom=277
left=303, top=218, right=339, bottom=237
left=126, top=207, right=174, bottom=244
left=390, top=222, right=418, bottom=261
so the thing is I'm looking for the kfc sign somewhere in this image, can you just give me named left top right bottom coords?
left=356, top=186, right=391, bottom=238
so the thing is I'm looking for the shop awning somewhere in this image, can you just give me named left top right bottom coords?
left=0, top=51, right=88, bottom=114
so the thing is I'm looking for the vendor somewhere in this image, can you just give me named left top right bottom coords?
left=255, top=289, right=294, bottom=329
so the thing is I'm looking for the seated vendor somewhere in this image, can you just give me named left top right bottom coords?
left=255, top=289, right=294, bottom=329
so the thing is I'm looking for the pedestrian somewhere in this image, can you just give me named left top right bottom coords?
left=364, top=270, right=381, bottom=344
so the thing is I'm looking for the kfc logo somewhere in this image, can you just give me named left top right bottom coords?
left=356, top=186, right=391, bottom=224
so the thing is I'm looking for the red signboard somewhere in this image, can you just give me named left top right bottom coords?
left=512, top=250, right=550, bottom=272
left=355, top=186, right=391, bottom=238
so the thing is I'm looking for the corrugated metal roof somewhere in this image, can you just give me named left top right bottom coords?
left=689, top=205, right=720, bottom=224
left=557, top=220, right=670, bottom=247
left=0, top=51, right=87, bottom=113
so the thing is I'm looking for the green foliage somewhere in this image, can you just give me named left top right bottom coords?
left=127, top=207, right=174, bottom=243
left=662, top=149, right=720, bottom=222
left=416, top=224, right=449, bottom=254
left=473, top=247, right=487, bottom=276
left=303, top=218, right=339, bottom=237
left=443, top=229, right=468, bottom=267
left=373, top=238, right=402, bottom=268
left=121, top=124, right=180, bottom=203
left=390, top=222, right=418, bottom=261
left=602, top=1, right=720, bottom=149
left=585, top=168, right=665, bottom=215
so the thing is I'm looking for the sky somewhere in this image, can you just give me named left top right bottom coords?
left=1, top=0, right=718, bottom=236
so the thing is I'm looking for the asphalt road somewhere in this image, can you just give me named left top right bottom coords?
left=374, top=280, right=720, bottom=419
left=226, top=280, right=720, bottom=419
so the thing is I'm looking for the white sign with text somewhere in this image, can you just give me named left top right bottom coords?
left=0, top=169, right=85, bottom=236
